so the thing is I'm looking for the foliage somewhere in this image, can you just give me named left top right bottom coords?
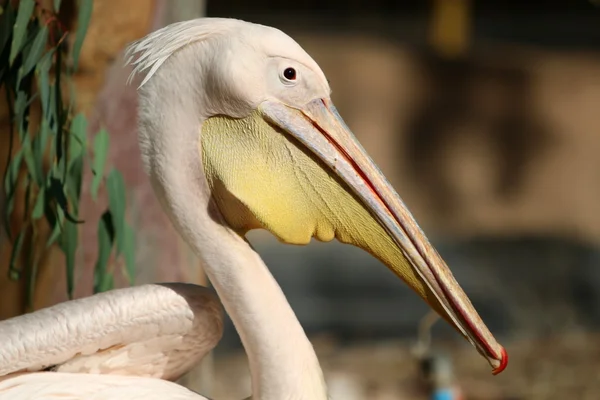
left=0, top=0, right=135, bottom=307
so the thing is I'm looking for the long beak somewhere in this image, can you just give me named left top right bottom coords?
left=260, top=98, right=507, bottom=374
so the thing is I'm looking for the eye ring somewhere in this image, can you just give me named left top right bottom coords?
left=283, top=67, right=297, bottom=81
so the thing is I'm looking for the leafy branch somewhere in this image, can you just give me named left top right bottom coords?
left=1, top=0, right=135, bottom=308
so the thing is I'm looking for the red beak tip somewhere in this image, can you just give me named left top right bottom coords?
left=492, top=346, right=508, bottom=375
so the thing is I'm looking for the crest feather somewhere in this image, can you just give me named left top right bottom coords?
left=125, top=18, right=246, bottom=88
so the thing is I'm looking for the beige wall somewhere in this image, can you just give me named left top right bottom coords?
left=296, top=33, right=600, bottom=243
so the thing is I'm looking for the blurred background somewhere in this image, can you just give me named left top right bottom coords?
left=2, top=0, right=600, bottom=399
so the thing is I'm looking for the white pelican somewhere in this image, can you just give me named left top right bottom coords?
left=0, top=18, right=507, bottom=399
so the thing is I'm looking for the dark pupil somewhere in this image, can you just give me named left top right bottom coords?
left=284, top=68, right=296, bottom=80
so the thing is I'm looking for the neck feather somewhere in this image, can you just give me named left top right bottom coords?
left=136, top=48, right=327, bottom=400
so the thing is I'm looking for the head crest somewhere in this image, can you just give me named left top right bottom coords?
left=125, top=18, right=245, bottom=88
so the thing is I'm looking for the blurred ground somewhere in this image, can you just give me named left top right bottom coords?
left=200, top=331, right=600, bottom=400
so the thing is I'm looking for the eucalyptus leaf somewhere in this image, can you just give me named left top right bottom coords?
left=46, top=205, right=64, bottom=248
left=31, top=187, right=45, bottom=220
left=22, top=137, right=41, bottom=186
left=34, top=118, right=50, bottom=178
left=4, top=148, right=23, bottom=199
left=94, top=211, right=115, bottom=294
left=54, top=49, right=64, bottom=164
left=123, top=224, right=136, bottom=285
left=9, top=0, right=34, bottom=65
left=48, top=177, right=82, bottom=223
left=106, top=169, right=126, bottom=255
left=37, top=54, right=53, bottom=118
left=22, top=26, right=48, bottom=77
left=72, top=0, right=93, bottom=71
left=69, top=113, right=87, bottom=167
left=1, top=0, right=136, bottom=302
left=24, top=175, right=32, bottom=218
left=3, top=149, right=23, bottom=238
left=14, top=90, right=27, bottom=140
left=0, top=5, right=14, bottom=58
left=52, top=152, right=65, bottom=181
left=47, top=83, right=57, bottom=128
left=14, top=90, right=26, bottom=113
left=43, top=189, right=57, bottom=229
left=91, top=129, right=109, bottom=200
left=67, top=155, right=84, bottom=212
left=8, top=230, right=25, bottom=280
left=23, top=91, right=38, bottom=109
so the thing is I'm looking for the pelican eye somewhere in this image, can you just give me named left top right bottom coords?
left=283, top=67, right=296, bottom=81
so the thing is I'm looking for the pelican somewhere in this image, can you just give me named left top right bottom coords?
left=0, top=18, right=507, bottom=399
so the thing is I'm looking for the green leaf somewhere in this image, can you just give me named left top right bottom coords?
left=4, top=148, right=23, bottom=200
left=54, top=48, right=64, bottom=163
left=48, top=177, right=82, bottom=223
left=53, top=152, right=65, bottom=180
left=33, top=118, right=49, bottom=180
left=91, top=129, right=109, bottom=200
left=37, top=52, right=53, bottom=118
left=0, top=5, right=14, bottom=58
left=69, top=113, right=87, bottom=166
left=14, top=90, right=27, bottom=113
left=59, top=220, right=78, bottom=299
left=8, top=231, right=25, bottom=280
left=4, top=149, right=24, bottom=235
left=14, top=90, right=27, bottom=138
left=68, top=151, right=85, bottom=206
left=94, top=211, right=115, bottom=293
left=47, top=83, right=57, bottom=129
left=66, top=155, right=84, bottom=214
left=31, top=187, right=45, bottom=220
left=106, top=169, right=126, bottom=255
left=123, top=224, right=136, bottom=285
left=46, top=205, right=64, bottom=248
left=54, top=0, right=62, bottom=13
left=23, top=175, right=33, bottom=218
left=47, top=128, right=56, bottom=165
left=72, top=0, right=93, bottom=70
left=9, top=0, right=35, bottom=65
left=22, top=26, right=47, bottom=77
left=22, top=137, right=41, bottom=186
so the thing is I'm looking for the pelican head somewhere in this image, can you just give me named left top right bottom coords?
left=127, top=18, right=507, bottom=374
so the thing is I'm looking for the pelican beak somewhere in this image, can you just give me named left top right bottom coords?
left=260, top=98, right=507, bottom=375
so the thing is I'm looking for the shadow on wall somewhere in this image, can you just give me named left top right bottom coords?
left=405, top=53, right=555, bottom=218
left=296, top=31, right=600, bottom=242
